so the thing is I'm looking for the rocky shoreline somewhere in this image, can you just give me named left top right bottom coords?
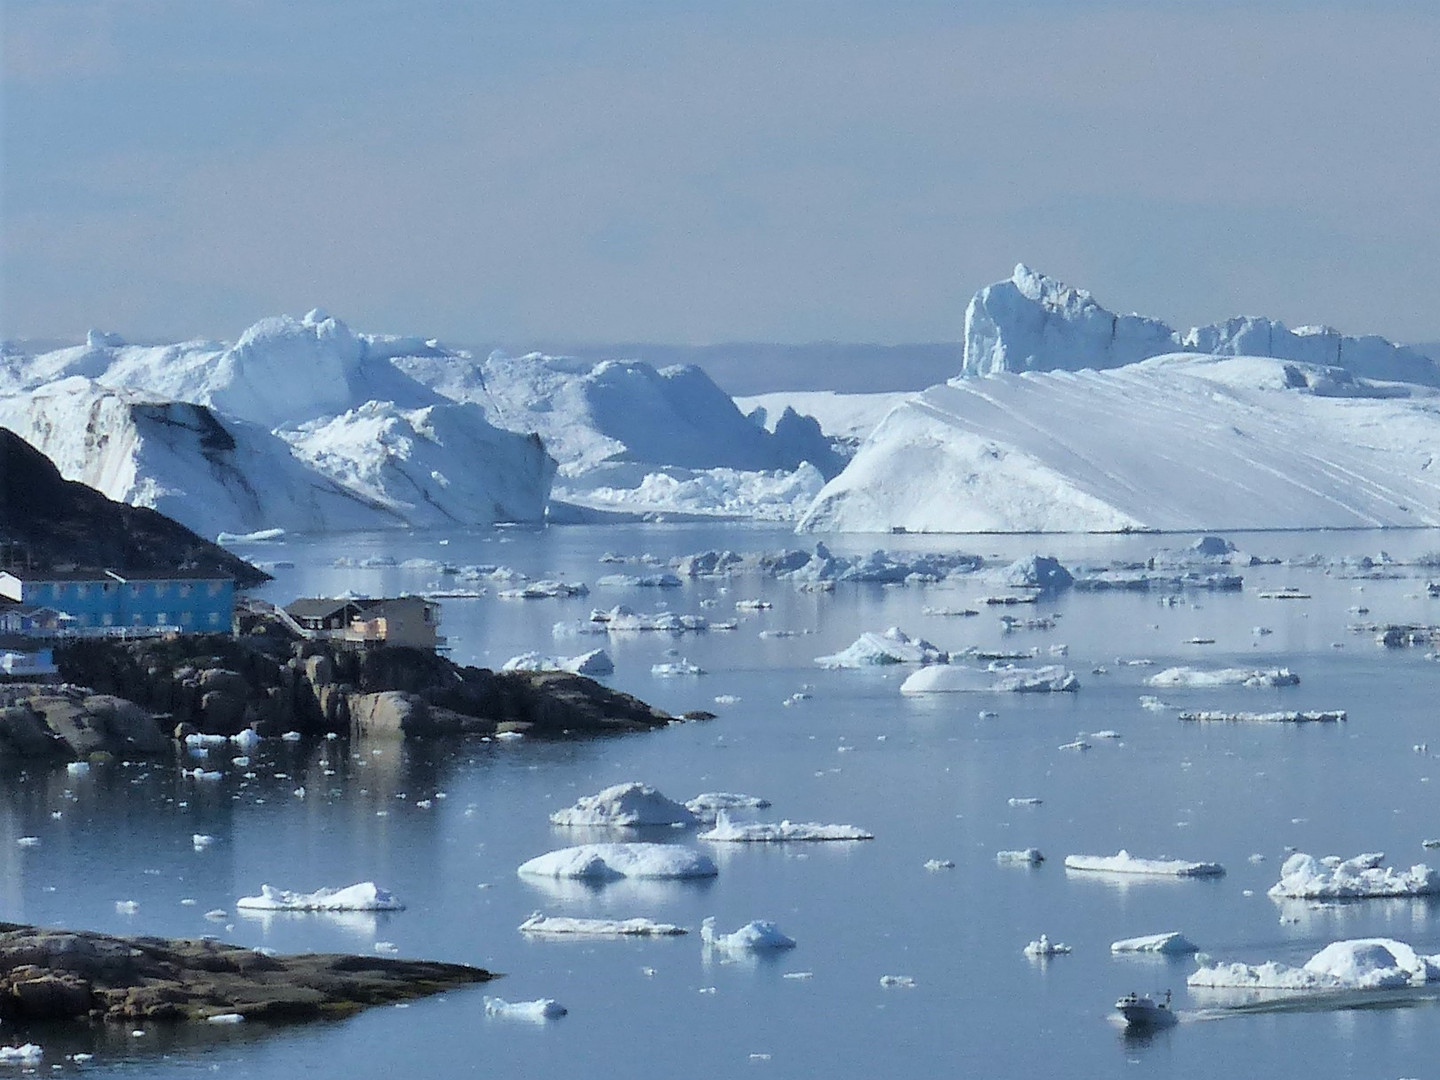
left=0, top=923, right=492, bottom=1024
left=0, top=629, right=678, bottom=761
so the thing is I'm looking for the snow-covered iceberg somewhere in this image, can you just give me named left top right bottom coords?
left=685, top=792, right=772, bottom=823
left=1147, top=667, right=1299, bottom=689
left=235, top=882, right=404, bottom=911
left=1267, top=852, right=1440, bottom=900
left=699, top=811, right=872, bottom=842
left=548, top=783, right=699, bottom=828
left=518, top=913, right=687, bottom=937
left=700, top=916, right=796, bottom=953
left=501, top=649, right=614, bottom=676
left=1064, top=851, right=1224, bottom=877
left=1189, top=938, right=1440, bottom=992
left=1110, top=932, right=1199, bottom=955
left=815, top=627, right=947, bottom=668
left=1023, top=934, right=1071, bottom=957
left=484, top=996, right=567, bottom=1021
left=800, top=269, right=1440, bottom=534
left=517, top=843, right=718, bottom=880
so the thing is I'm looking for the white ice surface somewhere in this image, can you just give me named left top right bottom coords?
left=1064, top=850, right=1224, bottom=877
left=1190, top=938, right=1440, bottom=991
left=1267, top=852, right=1440, bottom=899
left=700, top=917, right=796, bottom=953
left=1146, top=667, right=1299, bottom=689
left=235, top=882, right=404, bottom=911
left=699, top=811, right=872, bottom=842
left=517, top=843, right=718, bottom=880
left=1110, top=932, right=1199, bottom=954
left=548, top=783, right=699, bottom=828
left=518, top=913, right=687, bottom=936
left=815, top=627, right=947, bottom=668
left=484, top=996, right=568, bottom=1021
left=899, top=664, right=1078, bottom=694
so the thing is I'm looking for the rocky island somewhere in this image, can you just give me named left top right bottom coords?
left=0, top=923, right=492, bottom=1023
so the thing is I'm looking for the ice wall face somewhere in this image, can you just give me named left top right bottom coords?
left=0, top=380, right=403, bottom=537
left=1, top=313, right=557, bottom=535
left=961, top=264, right=1440, bottom=386
left=798, top=354, right=1440, bottom=534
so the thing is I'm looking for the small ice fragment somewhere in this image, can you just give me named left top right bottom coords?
left=1023, top=934, right=1072, bottom=957
left=879, top=975, right=916, bottom=988
left=996, top=848, right=1044, bottom=864
left=484, top=996, right=567, bottom=1021
left=206, top=1013, right=244, bottom=1024
left=192, top=834, right=215, bottom=850
left=115, top=900, right=139, bottom=914
left=924, top=859, right=955, bottom=871
left=701, top=917, right=796, bottom=953
left=1007, top=797, right=1042, bottom=807
left=16, top=837, right=39, bottom=848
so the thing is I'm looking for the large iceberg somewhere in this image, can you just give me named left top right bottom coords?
left=518, top=913, right=687, bottom=937
left=962, top=264, right=1440, bottom=384
left=1267, top=852, right=1440, bottom=900
left=699, top=811, right=873, bottom=842
left=801, top=268, right=1440, bottom=533
left=900, top=664, right=1079, bottom=694
left=235, top=882, right=404, bottom=911
left=815, top=627, right=947, bottom=668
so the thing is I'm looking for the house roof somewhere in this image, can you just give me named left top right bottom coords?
left=284, top=598, right=363, bottom=621
left=0, top=568, right=231, bottom=583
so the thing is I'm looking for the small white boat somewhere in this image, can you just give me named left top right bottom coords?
left=1115, top=990, right=1177, bottom=1029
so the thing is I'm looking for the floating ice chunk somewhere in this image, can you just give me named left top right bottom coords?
left=685, top=792, right=771, bottom=823
left=236, top=882, right=404, bottom=911
left=517, top=843, right=718, bottom=881
left=997, top=848, right=1044, bottom=864
left=1178, top=710, right=1344, bottom=723
left=0, top=1044, right=42, bottom=1063
left=16, top=837, right=38, bottom=848
left=924, top=859, right=956, bottom=871
left=1190, top=938, right=1440, bottom=991
left=1138, top=695, right=1171, bottom=711
left=184, top=733, right=229, bottom=748
left=815, top=627, right=947, bottom=668
left=713, top=695, right=741, bottom=705
left=1007, top=797, right=1042, bottom=807
left=549, top=783, right=698, bottom=828
left=498, top=580, right=589, bottom=599
left=484, top=996, right=567, bottom=1020
left=66, top=761, right=90, bottom=776
left=1058, top=739, right=1091, bottom=752
left=1023, top=934, right=1072, bottom=957
left=501, top=648, right=615, bottom=676
left=206, top=1013, right=245, bottom=1024
left=192, top=834, right=215, bottom=850
left=115, top=900, right=139, bottom=914
left=231, top=729, right=260, bottom=749
left=879, top=975, right=916, bottom=988
left=901, top=664, right=1078, bottom=694
left=280, top=731, right=302, bottom=742
left=734, top=598, right=772, bottom=610
left=699, top=811, right=872, bottom=842
left=519, top=913, right=687, bottom=937
left=1110, top=932, right=1199, bottom=954
left=701, top=917, right=796, bottom=953
left=1090, top=729, right=1122, bottom=739
left=1146, top=666, right=1299, bottom=688
left=1267, top=852, right=1440, bottom=899
left=596, top=573, right=682, bottom=589
left=652, top=659, right=705, bottom=677
left=1065, top=850, right=1225, bottom=877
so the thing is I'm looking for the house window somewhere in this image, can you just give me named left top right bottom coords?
left=130, top=584, right=141, bottom=597
left=208, top=612, right=221, bottom=627
left=131, top=614, right=143, bottom=625
left=102, top=613, right=113, bottom=627
left=180, top=611, right=192, bottom=625
left=179, top=583, right=193, bottom=597
left=208, top=582, right=223, bottom=596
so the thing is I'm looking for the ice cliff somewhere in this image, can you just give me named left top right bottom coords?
left=3, top=310, right=835, bottom=532
left=801, top=269, right=1440, bottom=534
left=963, top=264, right=1439, bottom=385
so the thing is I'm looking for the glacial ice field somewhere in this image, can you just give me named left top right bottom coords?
left=4, top=522, right=1440, bottom=1079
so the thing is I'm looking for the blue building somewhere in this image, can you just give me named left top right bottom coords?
left=0, top=569, right=235, bottom=635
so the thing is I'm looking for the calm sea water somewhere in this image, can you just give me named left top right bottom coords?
left=4, top=523, right=1439, bottom=1078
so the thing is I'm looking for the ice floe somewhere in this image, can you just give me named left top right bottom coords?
left=501, top=648, right=615, bottom=676
left=0, top=1044, right=42, bottom=1064
left=1267, top=852, right=1440, bottom=899
left=1110, top=932, right=1199, bottom=954
left=518, top=913, right=687, bottom=937
left=1177, top=710, right=1344, bottom=723
left=498, top=580, right=589, bottom=600
left=1189, top=938, right=1440, bottom=991
left=517, top=844, right=718, bottom=881
left=1023, top=934, right=1071, bottom=957
left=701, top=917, right=796, bottom=953
left=699, top=811, right=873, bottom=842
left=814, top=627, right=947, bottom=668
left=1146, top=667, right=1299, bottom=688
left=1065, top=851, right=1225, bottom=877
left=484, top=996, right=568, bottom=1021
left=684, top=792, right=771, bottom=823
left=235, top=882, right=405, bottom=911
left=900, top=664, right=1079, bottom=694
left=548, top=783, right=699, bottom=828
left=996, top=848, right=1045, bottom=864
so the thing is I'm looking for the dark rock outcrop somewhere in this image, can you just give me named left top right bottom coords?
left=0, top=685, right=168, bottom=759
left=50, top=632, right=673, bottom=744
left=0, top=923, right=492, bottom=1023
left=0, top=427, right=268, bottom=588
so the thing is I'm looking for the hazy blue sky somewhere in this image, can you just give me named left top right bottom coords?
left=4, top=1, right=1438, bottom=346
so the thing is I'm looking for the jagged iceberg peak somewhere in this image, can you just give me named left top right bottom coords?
left=961, top=265, right=1440, bottom=386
